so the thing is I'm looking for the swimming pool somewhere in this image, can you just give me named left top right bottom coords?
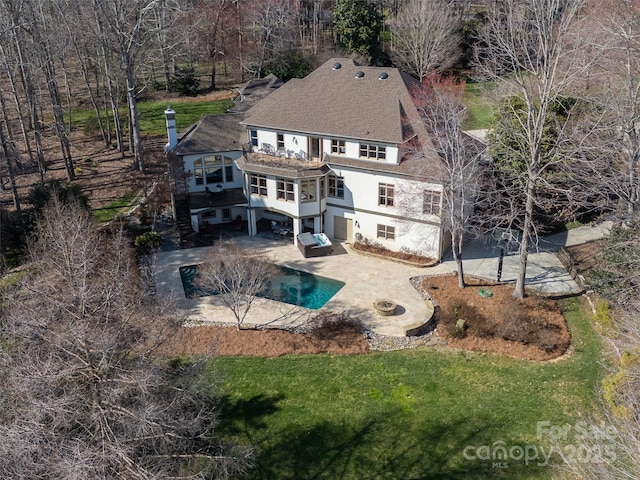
left=179, top=264, right=345, bottom=310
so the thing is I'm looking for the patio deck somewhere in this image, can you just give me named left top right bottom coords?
left=154, top=235, right=450, bottom=337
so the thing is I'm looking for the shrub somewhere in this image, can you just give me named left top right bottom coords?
left=262, top=51, right=315, bottom=82
left=168, top=66, right=200, bottom=95
left=593, top=299, right=614, bottom=334
left=134, top=231, right=162, bottom=255
left=309, top=312, right=363, bottom=340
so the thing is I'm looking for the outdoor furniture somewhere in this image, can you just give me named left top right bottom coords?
left=297, top=232, right=332, bottom=258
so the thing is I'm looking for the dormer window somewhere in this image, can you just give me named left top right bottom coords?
left=360, top=143, right=386, bottom=160
left=331, top=139, right=346, bottom=155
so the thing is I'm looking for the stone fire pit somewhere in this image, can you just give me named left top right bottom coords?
left=373, top=299, right=397, bottom=316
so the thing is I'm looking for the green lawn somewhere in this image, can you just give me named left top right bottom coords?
left=136, top=98, right=234, bottom=135
left=463, top=82, right=496, bottom=130
left=70, top=97, right=234, bottom=137
left=209, top=298, right=603, bottom=479
left=92, top=192, right=136, bottom=223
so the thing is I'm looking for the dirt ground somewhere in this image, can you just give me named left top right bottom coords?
left=153, top=325, right=370, bottom=358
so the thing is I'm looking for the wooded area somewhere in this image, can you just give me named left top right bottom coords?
left=1, top=0, right=640, bottom=478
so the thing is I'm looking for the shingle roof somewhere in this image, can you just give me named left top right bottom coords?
left=173, top=113, right=247, bottom=155
left=241, top=58, right=434, bottom=151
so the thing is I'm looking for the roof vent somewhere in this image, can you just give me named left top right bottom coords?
left=378, top=72, right=388, bottom=80
left=332, top=62, right=342, bottom=70
left=355, top=71, right=365, bottom=79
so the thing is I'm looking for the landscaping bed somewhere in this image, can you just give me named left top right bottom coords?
left=423, top=275, right=571, bottom=361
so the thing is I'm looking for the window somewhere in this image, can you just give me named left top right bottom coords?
left=250, top=129, right=258, bottom=147
left=320, top=177, right=326, bottom=199
left=377, top=224, right=395, bottom=240
left=194, top=164, right=203, bottom=185
left=194, top=156, right=234, bottom=185
left=277, top=133, right=285, bottom=150
left=378, top=183, right=394, bottom=207
left=331, top=139, right=346, bottom=155
left=328, top=174, right=344, bottom=198
left=224, top=163, right=234, bottom=183
left=204, top=156, right=223, bottom=184
left=276, top=178, right=295, bottom=201
left=250, top=174, right=267, bottom=196
left=222, top=208, right=231, bottom=220
left=360, top=143, right=386, bottom=160
left=423, top=190, right=442, bottom=215
left=300, top=179, right=316, bottom=203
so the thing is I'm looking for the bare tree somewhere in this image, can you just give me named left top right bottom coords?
left=198, top=242, right=276, bottom=330
left=0, top=198, right=254, bottom=479
left=91, top=0, right=159, bottom=173
left=590, top=0, right=640, bottom=218
left=390, top=0, right=462, bottom=82
left=474, top=0, right=596, bottom=298
left=251, top=0, right=300, bottom=77
left=416, top=81, right=484, bottom=288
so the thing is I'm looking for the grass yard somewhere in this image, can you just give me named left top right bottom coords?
left=70, top=97, right=234, bottom=137
left=92, top=192, right=136, bottom=223
left=463, top=81, right=496, bottom=130
left=136, top=98, right=234, bottom=135
left=209, top=298, right=603, bottom=479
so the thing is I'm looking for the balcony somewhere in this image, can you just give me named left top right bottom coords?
left=238, top=143, right=329, bottom=179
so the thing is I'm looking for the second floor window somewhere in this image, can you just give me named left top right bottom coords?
left=276, top=178, right=295, bottom=201
left=300, top=179, right=316, bottom=203
left=277, top=133, right=285, bottom=150
left=423, top=190, right=442, bottom=215
left=194, top=155, right=234, bottom=185
left=250, top=129, right=258, bottom=147
left=328, top=174, right=344, bottom=198
left=331, top=139, right=346, bottom=155
left=379, top=183, right=394, bottom=207
left=360, top=143, right=386, bottom=160
left=250, top=174, right=267, bottom=196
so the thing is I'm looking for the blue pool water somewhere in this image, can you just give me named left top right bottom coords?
left=179, top=264, right=345, bottom=310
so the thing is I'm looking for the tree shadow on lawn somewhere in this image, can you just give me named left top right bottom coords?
left=219, top=400, right=550, bottom=480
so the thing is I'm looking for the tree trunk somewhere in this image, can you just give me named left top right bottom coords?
left=124, top=58, right=144, bottom=172
left=451, top=231, right=466, bottom=289
left=0, top=117, right=22, bottom=223
left=513, top=176, right=536, bottom=299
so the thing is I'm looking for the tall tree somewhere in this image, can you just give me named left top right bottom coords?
left=474, top=0, right=595, bottom=299
left=390, top=0, right=462, bottom=82
left=592, top=0, right=640, bottom=217
left=417, top=81, right=484, bottom=288
left=333, top=0, right=383, bottom=60
left=0, top=198, right=254, bottom=479
left=91, top=0, right=157, bottom=173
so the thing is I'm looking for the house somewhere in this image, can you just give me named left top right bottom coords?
left=166, top=59, right=452, bottom=259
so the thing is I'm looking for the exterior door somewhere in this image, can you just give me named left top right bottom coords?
left=334, top=217, right=353, bottom=242
left=309, top=137, right=321, bottom=160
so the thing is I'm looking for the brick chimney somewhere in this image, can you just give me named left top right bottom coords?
left=164, top=106, right=177, bottom=152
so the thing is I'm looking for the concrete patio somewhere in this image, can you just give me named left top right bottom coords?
left=154, top=221, right=611, bottom=337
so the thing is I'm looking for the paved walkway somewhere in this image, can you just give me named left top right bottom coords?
left=154, top=221, right=612, bottom=336
left=441, top=222, right=612, bottom=296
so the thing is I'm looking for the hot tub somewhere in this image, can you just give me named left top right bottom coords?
left=297, top=232, right=333, bottom=258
